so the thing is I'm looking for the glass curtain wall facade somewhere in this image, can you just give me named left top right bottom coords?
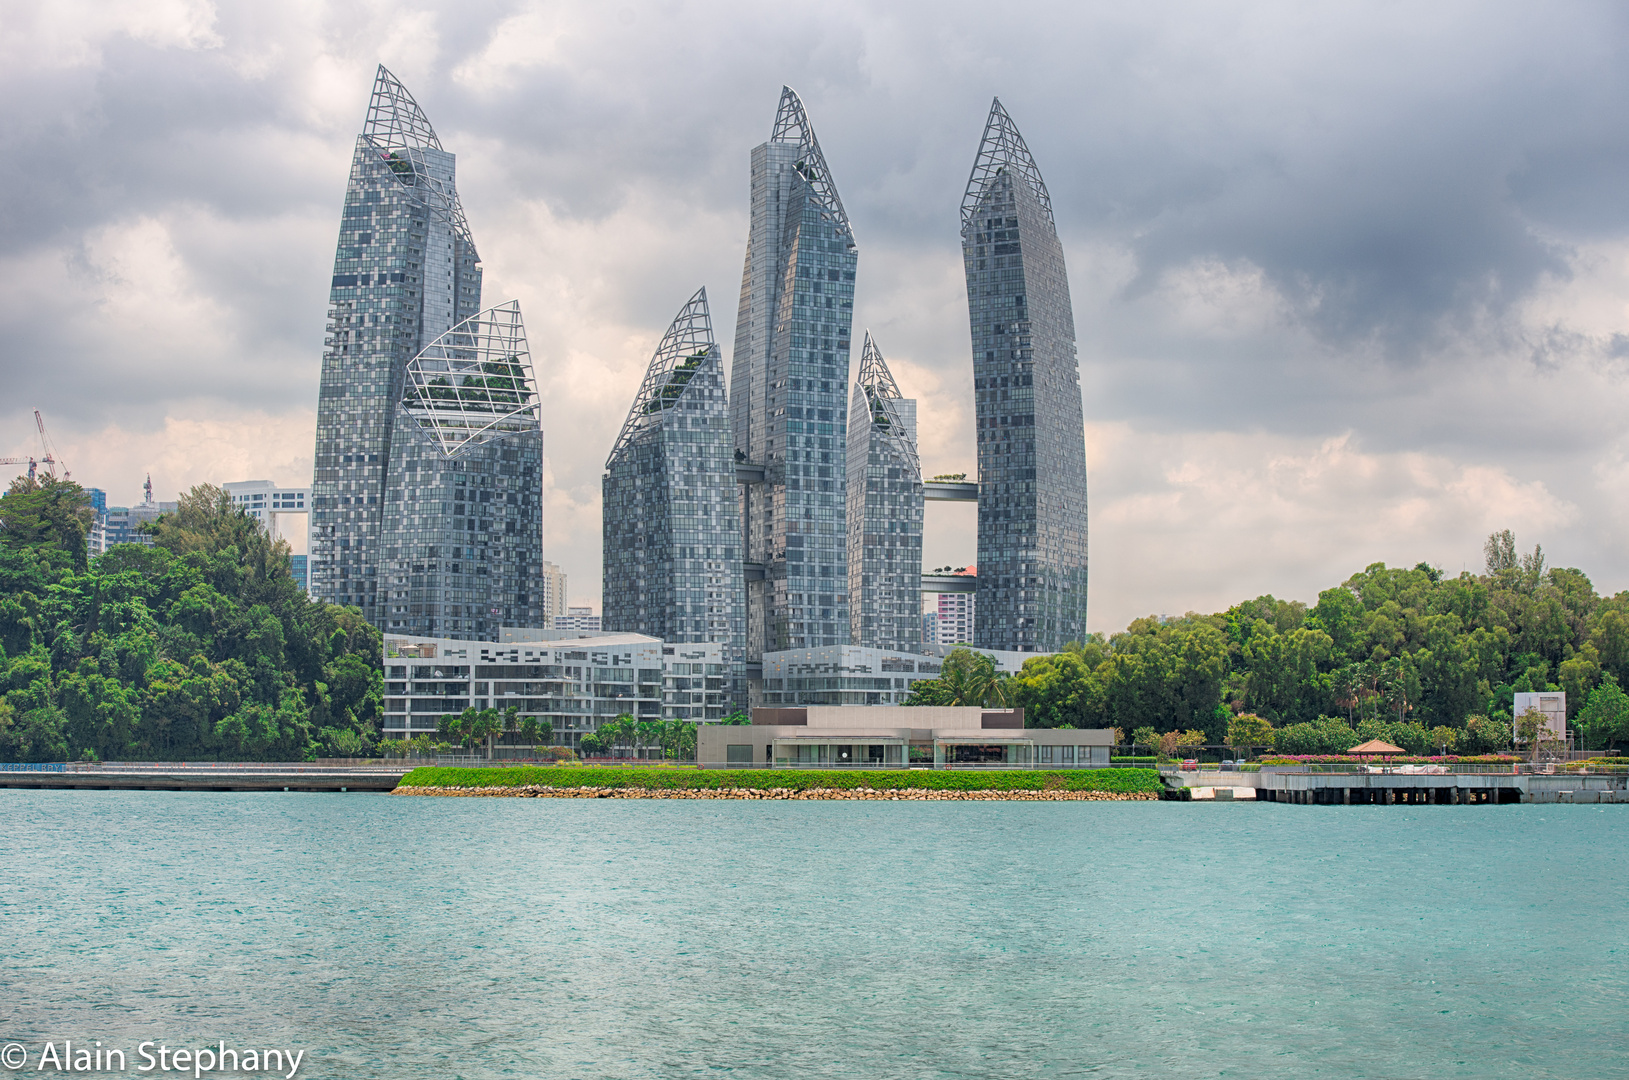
left=845, top=333, right=923, bottom=651
left=379, top=300, right=545, bottom=638
left=732, top=87, right=859, bottom=659
left=961, top=98, right=1089, bottom=652
left=311, top=66, right=485, bottom=622
left=603, top=288, right=746, bottom=704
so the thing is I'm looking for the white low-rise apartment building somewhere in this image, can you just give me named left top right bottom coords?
left=384, top=629, right=729, bottom=750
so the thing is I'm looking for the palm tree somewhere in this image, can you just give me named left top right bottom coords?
left=938, top=649, right=1012, bottom=707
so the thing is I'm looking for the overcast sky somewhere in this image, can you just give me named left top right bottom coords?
left=4, top=0, right=1628, bottom=632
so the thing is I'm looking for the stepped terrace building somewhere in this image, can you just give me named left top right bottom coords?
left=962, top=99, right=1089, bottom=651
left=310, top=67, right=545, bottom=638
left=603, top=288, right=746, bottom=705
left=845, top=333, right=923, bottom=651
left=732, top=87, right=859, bottom=659
left=383, top=631, right=729, bottom=751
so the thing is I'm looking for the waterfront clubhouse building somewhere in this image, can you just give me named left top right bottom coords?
left=963, top=99, right=1089, bottom=652
left=309, top=66, right=546, bottom=639
left=732, top=87, right=860, bottom=660
left=697, top=705, right=1114, bottom=769
left=602, top=287, right=747, bottom=708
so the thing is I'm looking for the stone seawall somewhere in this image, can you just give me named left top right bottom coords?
left=394, top=785, right=1159, bottom=801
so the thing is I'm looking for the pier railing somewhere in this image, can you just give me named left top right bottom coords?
left=1261, top=763, right=1629, bottom=776
left=0, top=761, right=410, bottom=774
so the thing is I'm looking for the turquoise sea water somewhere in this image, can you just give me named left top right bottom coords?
left=1, top=791, right=1626, bottom=1079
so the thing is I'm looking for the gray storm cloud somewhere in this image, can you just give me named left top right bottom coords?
left=1, top=0, right=1626, bottom=630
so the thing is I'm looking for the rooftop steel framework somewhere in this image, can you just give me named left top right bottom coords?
left=361, top=65, right=475, bottom=254
left=853, top=332, right=920, bottom=476
left=607, top=286, right=717, bottom=465
left=960, top=97, right=1054, bottom=234
left=772, top=86, right=851, bottom=233
left=364, top=65, right=444, bottom=151
left=400, top=300, right=540, bottom=458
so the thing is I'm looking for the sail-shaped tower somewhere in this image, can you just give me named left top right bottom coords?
left=311, top=67, right=544, bottom=639
left=379, top=300, right=545, bottom=639
left=845, top=333, right=923, bottom=651
left=603, top=289, right=745, bottom=715
left=961, top=98, right=1088, bottom=651
left=731, top=86, right=859, bottom=658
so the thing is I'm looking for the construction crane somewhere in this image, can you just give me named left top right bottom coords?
left=34, top=409, right=67, bottom=479
left=0, top=408, right=69, bottom=483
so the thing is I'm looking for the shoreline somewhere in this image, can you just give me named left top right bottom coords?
left=393, top=784, right=1161, bottom=801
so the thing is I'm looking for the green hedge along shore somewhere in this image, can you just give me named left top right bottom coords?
left=395, top=766, right=1163, bottom=799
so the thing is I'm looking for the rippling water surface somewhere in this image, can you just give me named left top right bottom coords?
left=2, top=790, right=1626, bottom=1079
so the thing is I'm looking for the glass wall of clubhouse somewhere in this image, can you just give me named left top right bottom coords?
left=698, top=706, right=1114, bottom=769
left=766, top=736, right=1110, bottom=769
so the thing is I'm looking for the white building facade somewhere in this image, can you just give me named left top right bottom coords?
left=554, top=606, right=601, bottom=631
left=758, top=643, right=1031, bottom=708
left=924, top=592, right=976, bottom=646
left=383, top=630, right=729, bottom=748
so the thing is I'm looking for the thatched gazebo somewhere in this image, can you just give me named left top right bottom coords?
left=1348, top=739, right=1405, bottom=756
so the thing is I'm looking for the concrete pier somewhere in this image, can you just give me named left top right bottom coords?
left=0, top=764, right=409, bottom=793
left=1166, top=767, right=1629, bottom=804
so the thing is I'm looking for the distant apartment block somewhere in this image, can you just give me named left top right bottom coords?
left=538, top=560, right=568, bottom=624
left=85, top=487, right=107, bottom=555
left=96, top=476, right=174, bottom=553
left=924, top=592, right=976, bottom=646
left=225, top=480, right=310, bottom=542
left=554, top=606, right=601, bottom=632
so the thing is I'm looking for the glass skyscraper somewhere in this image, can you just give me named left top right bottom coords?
left=603, top=288, right=745, bottom=707
left=311, top=66, right=544, bottom=638
left=961, top=98, right=1089, bottom=651
left=731, top=86, right=858, bottom=659
left=379, top=300, right=545, bottom=638
left=845, top=333, right=923, bottom=651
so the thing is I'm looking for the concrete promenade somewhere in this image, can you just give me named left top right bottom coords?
left=0, top=763, right=410, bottom=793
left=1165, top=766, right=1629, bottom=804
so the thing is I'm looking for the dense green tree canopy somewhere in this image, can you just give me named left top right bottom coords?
left=989, top=534, right=1627, bottom=750
left=0, top=480, right=382, bottom=761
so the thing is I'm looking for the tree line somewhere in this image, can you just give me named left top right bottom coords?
left=9, top=473, right=1628, bottom=765
left=0, top=478, right=382, bottom=761
left=908, top=531, right=1629, bottom=754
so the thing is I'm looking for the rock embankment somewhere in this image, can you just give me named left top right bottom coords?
left=393, top=785, right=1158, bottom=801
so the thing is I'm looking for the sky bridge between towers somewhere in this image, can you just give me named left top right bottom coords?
left=735, top=463, right=975, bottom=502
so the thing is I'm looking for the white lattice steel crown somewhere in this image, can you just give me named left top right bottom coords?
left=401, top=300, right=540, bottom=458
